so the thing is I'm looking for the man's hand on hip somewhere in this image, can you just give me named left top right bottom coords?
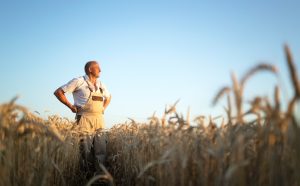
left=69, top=105, right=78, bottom=113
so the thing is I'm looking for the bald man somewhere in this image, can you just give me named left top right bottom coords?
left=54, top=61, right=111, bottom=174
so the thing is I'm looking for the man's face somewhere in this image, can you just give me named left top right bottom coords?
left=89, top=63, right=101, bottom=78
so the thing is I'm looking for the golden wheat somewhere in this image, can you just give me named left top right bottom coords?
left=0, top=44, right=299, bottom=186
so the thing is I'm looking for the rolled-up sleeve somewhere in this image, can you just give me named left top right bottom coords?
left=60, top=78, right=79, bottom=93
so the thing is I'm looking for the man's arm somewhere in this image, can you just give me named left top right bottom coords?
left=54, top=88, right=77, bottom=113
left=103, top=95, right=111, bottom=111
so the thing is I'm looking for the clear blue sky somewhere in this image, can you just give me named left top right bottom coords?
left=0, top=1, right=299, bottom=128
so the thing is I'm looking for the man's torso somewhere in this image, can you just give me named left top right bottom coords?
left=61, top=75, right=110, bottom=108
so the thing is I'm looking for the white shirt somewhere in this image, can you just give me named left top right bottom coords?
left=61, top=75, right=111, bottom=107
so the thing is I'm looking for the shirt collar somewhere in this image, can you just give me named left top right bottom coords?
left=84, top=75, right=100, bottom=86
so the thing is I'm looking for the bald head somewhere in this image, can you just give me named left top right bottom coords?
left=84, top=61, right=98, bottom=75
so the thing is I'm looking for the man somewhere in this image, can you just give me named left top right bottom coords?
left=54, top=61, right=111, bottom=174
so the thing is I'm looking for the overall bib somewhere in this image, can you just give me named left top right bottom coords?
left=77, top=83, right=107, bottom=174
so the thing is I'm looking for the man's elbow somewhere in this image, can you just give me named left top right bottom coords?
left=107, top=95, right=112, bottom=102
left=54, top=89, right=58, bottom=97
left=54, top=88, right=62, bottom=97
left=104, top=95, right=111, bottom=105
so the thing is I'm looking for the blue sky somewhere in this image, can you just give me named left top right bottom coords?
left=0, top=1, right=299, bottom=128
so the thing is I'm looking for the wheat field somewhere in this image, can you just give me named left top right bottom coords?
left=1, top=45, right=299, bottom=186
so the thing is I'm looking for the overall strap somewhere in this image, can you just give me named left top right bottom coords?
left=84, top=76, right=103, bottom=94
left=99, top=81, right=103, bottom=94
left=83, top=76, right=94, bottom=92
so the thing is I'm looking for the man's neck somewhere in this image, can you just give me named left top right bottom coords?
left=87, top=75, right=97, bottom=85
